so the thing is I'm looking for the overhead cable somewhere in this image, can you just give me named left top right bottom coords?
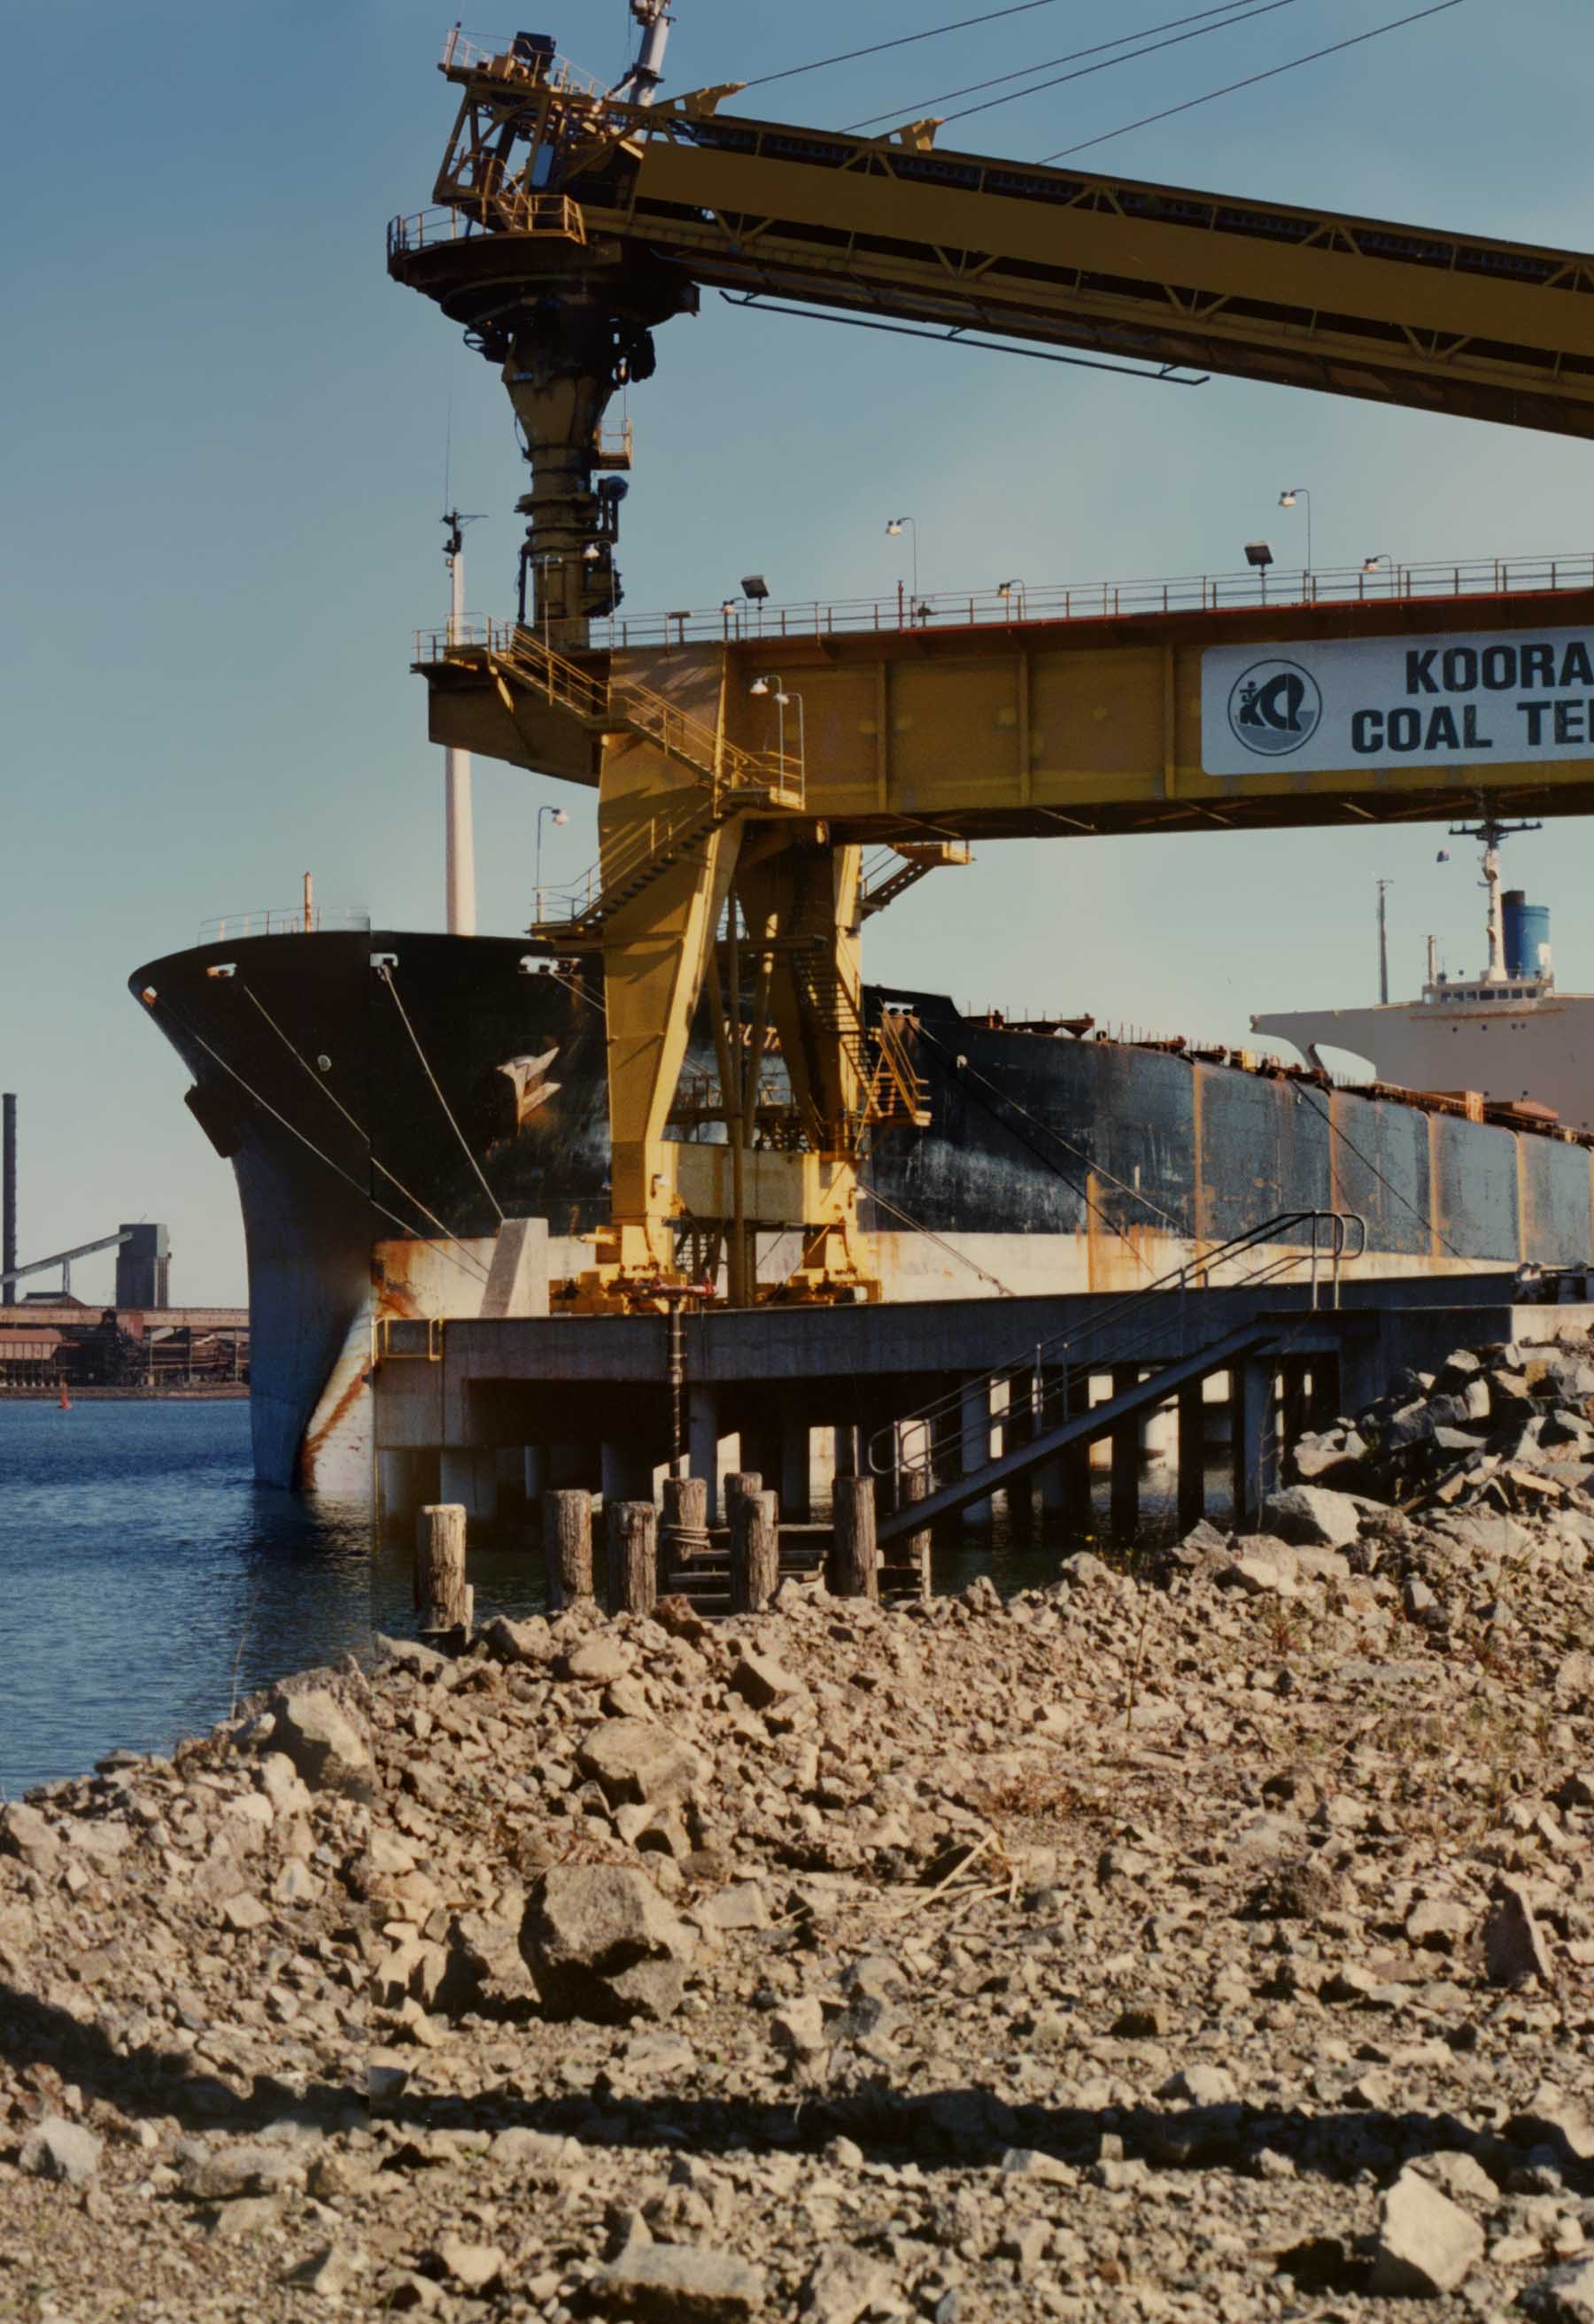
left=931, top=0, right=1310, bottom=127
left=847, top=0, right=1289, bottom=131
left=1041, top=0, right=1466, bottom=158
left=740, top=0, right=1086, bottom=92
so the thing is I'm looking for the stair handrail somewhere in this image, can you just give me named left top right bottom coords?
left=868, top=1207, right=1366, bottom=1488
left=453, top=621, right=803, bottom=804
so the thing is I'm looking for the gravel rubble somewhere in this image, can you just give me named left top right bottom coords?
left=2, top=1332, right=1592, bottom=2320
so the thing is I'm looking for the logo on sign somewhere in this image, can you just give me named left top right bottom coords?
left=1227, top=660, right=1323, bottom=758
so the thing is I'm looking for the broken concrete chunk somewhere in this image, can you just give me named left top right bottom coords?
left=587, top=2241, right=766, bottom=2319
left=576, top=1718, right=703, bottom=1808
left=731, top=1649, right=804, bottom=1710
left=1264, top=1484, right=1362, bottom=1548
left=1482, top=1880, right=1557, bottom=1988
left=265, top=1687, right=374, bottom=1800
left=520, top=1863, right=695, bottom=2023
left=19, top=2118, right=101, bottom=2186
left=1371, top=2166, right=1484, bottom=2296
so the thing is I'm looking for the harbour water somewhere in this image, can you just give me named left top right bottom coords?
left=0, top=1401, right=1209, bottom=1796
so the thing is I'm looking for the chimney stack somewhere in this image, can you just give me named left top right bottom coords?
left=2, top=1093, right=16, bottom=1305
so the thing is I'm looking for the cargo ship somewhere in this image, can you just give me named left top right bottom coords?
left=132, top=918, right=1594, bottom=1492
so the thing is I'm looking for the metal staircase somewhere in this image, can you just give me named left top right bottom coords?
left=448, top=624, right=804, bottom=940
left=790, top=946, right=932, bottom=1129
left=861, top=841, right=973, bottom=919
left=870, top=1208, right=1366, bottom=1544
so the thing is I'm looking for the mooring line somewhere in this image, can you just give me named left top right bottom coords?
left=376, top=962, right=506, bottom=1225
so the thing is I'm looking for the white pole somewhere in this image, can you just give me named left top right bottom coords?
left=445, top=537, right=476, bottom=937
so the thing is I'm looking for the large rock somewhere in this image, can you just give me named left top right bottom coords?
left=1370, top=2166, right=1483, bottom=2296
left=520, top=1864, right=695, bottom=2023
left=267, top=1687, right=374, bottom=1800
left=1264, top=1485, right=1362, bottom=1548
left=576, top=1718, right=702, bottom=1808
left=19, top=2117, right=101, bottom=2186
left=588, top=2242, right=765, bottom=2319
left=178, top=2141, right=303, bottom=2202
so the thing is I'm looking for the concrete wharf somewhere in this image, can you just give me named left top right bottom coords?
left=375, top=1262, right=1594, bottom=1563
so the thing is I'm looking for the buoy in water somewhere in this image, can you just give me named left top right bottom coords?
left=58, top=1381, right=71, bottom=1410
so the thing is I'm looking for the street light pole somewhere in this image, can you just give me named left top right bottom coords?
left=1279, top=488, right=1312, bottom=584
left=535, top=802, right=569, bottom=926
left=885, top=517, right=919, bottom=601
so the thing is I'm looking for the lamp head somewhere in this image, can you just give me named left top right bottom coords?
left=553, top=807, right=569, bottom=827
left=1278, top=490, right=1297, bottom=508
left=1363, top=553, right=1390, bottom=572
left=750, top=676, right=770, bottom=696
left=886, top=519, right=904, bottom=537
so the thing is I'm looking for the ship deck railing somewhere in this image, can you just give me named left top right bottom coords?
left=197, top=907, right=372, bottom=944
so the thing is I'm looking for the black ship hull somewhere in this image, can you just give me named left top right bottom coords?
left=132, top=930, right=1594, bottom=1489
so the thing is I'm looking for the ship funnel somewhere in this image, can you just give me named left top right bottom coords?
left=1503, top=890, right=1551, bottom=981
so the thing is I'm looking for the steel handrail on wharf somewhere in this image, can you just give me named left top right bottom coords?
left=869, top=1208, right=1367, bottom=1494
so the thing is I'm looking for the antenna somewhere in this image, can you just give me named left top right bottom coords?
left=1449, top=797, right=1542, bottom=985
left=612, top=0, right=672, bottom=105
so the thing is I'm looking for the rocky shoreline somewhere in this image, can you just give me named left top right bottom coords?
left=3, top=1336, right=1591, bottom=2321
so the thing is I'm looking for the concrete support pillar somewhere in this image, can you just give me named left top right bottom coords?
left=739, top=1423, right=782, bottom=1499
left=1281, top=1358, right=1311, bottom=1465
left=601, top=1440, right=654, bottom=1505
left=779, top=1411, right=811, bottom=1523
left=1035, top=1367, right=1071, bottom=1521
left=1110, top=1366, right=1141, bottom=1542
left=687, top=1384, right=721, bottom=1522
left=1307, top=1354, right=1342, bottom=1432
left=1232, top=1357, right=1278, bottom=1531
left=440, top=1448, right=497, bottom=1521
left=961, top=1375, right=995, bottom=1529
left=1177, top=1383, right=1206, bottom=1533
left=522, top=1446, right=549, bottom=1514
left=377, top=1449, right=422, bottom=1540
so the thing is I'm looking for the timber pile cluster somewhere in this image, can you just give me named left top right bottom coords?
left=1, top=1345, right=1592, bottom=2320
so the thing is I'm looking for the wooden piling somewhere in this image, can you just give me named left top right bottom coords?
left=607, top=1500, right=659, bottom=1617
left=729, top=1487, right=780, bottom=1612
left=662, top=1473, right=709, bottom=1591
left=415, top=1503, right=472, bottom=1636
left=830, top=1474, right=878, bottom=1602
left=542, top=1487, right=594, bottom=1610
left=724, top=1469, right=762, bottom=1513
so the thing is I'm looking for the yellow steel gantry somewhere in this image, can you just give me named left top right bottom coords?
left=388, top=29, right=1594, bottom=1303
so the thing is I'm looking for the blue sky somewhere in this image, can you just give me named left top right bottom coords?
left=4, top=0, right=1592, bottom=1304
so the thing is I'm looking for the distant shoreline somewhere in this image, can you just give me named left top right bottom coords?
left=0, top=1386, right=250, bottom=1402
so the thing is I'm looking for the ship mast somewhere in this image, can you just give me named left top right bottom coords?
left=441, top=509, right=483, bottom=936
left=1448, top=807, right=1542, bottom=984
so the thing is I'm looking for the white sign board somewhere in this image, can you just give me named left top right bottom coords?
left=1201, top=623, right=1594, bottom=776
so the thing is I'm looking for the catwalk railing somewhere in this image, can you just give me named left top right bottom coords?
left=584, top=551, right=1594, bottom=652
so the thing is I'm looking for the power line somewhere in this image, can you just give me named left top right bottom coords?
left=1041, top=0, right=1467, bottom=159
left=740, top=0, right=1084, bottom=92
left=848, top=0, right=1292, bottom=132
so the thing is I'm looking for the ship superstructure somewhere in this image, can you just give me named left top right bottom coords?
left=1254, top=815, right=1594, bottom=1131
